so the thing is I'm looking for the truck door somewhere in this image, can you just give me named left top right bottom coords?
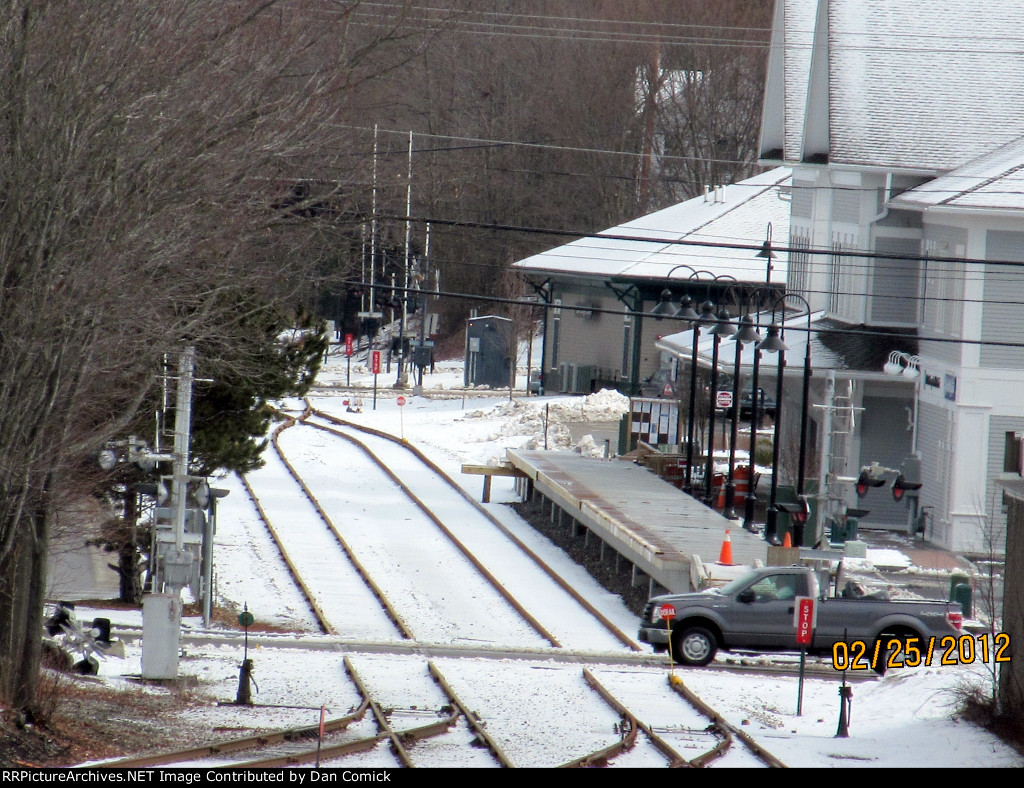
left=728, top=572, right=802, bottom=648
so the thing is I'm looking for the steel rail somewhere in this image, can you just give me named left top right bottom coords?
left=305, top=401, right=642, bottom=653
left=235, top=467, right=333, bottom=635
left=667, top=673, right=788, bottom=768
left=295, top=413, right=564, bottom=649
left=267, top=410, right=415, bottom=640
left=586, top=667, right=698, bottom=767
left=556, top=668, right=638, bottom=767
left=93, top=696, right=371, bottom=769
left=427, top=661, right=514, bottom=768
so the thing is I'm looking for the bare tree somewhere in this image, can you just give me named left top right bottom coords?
left=0, top=0, right=431, bottom=715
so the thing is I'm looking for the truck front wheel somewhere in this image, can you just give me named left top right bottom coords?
left=672, top=626, right=717, bottom=666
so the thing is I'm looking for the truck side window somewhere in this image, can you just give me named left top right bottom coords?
left=749, top=574, right=798, bottom=602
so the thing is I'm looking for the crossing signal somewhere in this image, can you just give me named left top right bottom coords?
left=856, top=469, right=886, bottom=498
left=892, top=474, right=922, bottom=502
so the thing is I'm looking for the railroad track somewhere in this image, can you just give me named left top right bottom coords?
left=89, top=398, right=842, bottom=768
left=96, top=657, right=787, bottom=768
left=236, top=400, right=641, bottom=654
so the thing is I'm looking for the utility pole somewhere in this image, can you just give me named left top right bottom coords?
left=142, top=347, right=203, bottom=680
left=397, top=131, right=413, bottom=387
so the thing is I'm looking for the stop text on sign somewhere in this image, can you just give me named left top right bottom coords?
left=658, top=603, right=676, bottom=621
left=794, top=596, right=816, bottom=645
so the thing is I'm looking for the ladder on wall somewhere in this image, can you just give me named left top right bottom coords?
left=812, top=374, right=862, bottom=546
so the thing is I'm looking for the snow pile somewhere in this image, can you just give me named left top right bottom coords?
left=461, top=389, right=629, bottom=458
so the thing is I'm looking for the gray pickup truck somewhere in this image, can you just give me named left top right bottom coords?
left=638, top=565, right=964, bottom=670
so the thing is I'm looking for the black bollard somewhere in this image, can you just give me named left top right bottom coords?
left=235, top=658, right=255, bottom=706
left=836, top=684, right=853, bottom=737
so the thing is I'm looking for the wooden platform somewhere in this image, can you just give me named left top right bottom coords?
left=505, top=449, right=768, bottom=594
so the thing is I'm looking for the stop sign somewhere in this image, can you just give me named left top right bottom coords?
left=371, top=350, right=381, bottom=374
left=397, top=395, right=407, bottom=406
left=716, top=390, right=733, bottom=409
left=794, top=597, right=816, bottom=645
left=658, top=603, right=676, bottom=621
left=344, top=333, right=354, bottom=356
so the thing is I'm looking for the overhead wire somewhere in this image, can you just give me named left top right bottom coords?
left=344, top=277, right=1024, bottom=351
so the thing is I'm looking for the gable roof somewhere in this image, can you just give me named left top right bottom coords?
left=889, top=136, right=1024, bottom=213
left=763, top=0, right=1024, bottom=172
left=512, top=168, right=792, bottom=285
left=655, top=311, right=918, bottom=378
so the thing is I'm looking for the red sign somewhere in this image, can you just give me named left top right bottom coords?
left=344, top=333, right=354, bottom=357
left=371, top=350, right=381, bottom=374
left=658, top=603, right=676, bottom=621
left=397, top=396, right=407, bottom=406
left=716, top=390, right=733, bottom=409
left=794, top=597, right=816, bottom=645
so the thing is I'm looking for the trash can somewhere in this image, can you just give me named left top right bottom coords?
left=951, top=583, right=973, bottom=619
left=830, top=515, right=859, bottom=545
left=950, top=573, right=973, bottom=618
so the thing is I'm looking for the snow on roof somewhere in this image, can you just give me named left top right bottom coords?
left=654, top=309, right=916, bottom=377
left=513, top=168, right=792, bottom=285
left=889, top=136, right=1024, bottom=212
left=774, top=0, right=1024, bottom=172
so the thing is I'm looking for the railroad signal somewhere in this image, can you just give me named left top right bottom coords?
left=856, top=469, right=885, bottom=497
left=779, top=500, right=809, bottom=525
left=892, top=474, right=922, bottom=502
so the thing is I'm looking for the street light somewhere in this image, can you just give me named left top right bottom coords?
left=705, top=308, right=736, bottom=506
left=724, top=313, right=761, bottom=520
left=757, top=223, right=778, bottom=283
left=756, top=293, right=815, bottom=546
left=883, top=351, right=920, bottom=453
left=884, top=351, right=920, bottom=378
left=883, top=350, right=922, bottom=527
left=743, top=327, right=765, bottom=533
left=684, top=299, right=717, bottom=492
left=650, top=288, right=678, bottom=320
left=758, top=323, right=787, bottom=544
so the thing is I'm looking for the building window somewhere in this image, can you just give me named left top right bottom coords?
left=788, top=232, right=812, bottom=298
left=922, top=241, right=964, bottom=335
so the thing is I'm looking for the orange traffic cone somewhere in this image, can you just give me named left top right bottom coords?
left=783, top=532, right=792, bottom=548
left=718, top=529, right=734, bottom=565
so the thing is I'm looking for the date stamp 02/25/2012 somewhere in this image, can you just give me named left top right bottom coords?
left=831, top=633, right=1012, bottom=671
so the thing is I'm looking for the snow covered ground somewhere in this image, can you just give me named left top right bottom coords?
left=60, top=344, right=1024, bottom=769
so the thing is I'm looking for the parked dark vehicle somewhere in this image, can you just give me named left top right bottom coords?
left=639, top=368, right=683, bottom=399
left=717, top=388, right=777, bottom=420
left=638, top=565, right=963, bottom=672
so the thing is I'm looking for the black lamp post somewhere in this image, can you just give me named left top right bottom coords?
left=724, top=314, right=761, bottom=520
left=705, top=309, right=736, bottom=506
left=758, top=323, right=788, bottom=545
left=743, top=338, right=764, bottom=532
left=677, top=296, right=699, bottom=492
left=764, top=295, right=815, bottom=546
left=685, top=300, right=716, bottom=495
left=793, top=305, right=814, bottom=546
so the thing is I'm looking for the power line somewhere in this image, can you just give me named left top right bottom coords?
left=379, top=212, right=1024, bottom=272
left=344, top=277, right=1024, bottom=351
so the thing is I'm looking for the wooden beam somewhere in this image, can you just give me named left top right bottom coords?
left=461, top=463, right=527, bottom=502
left=460, top=463, right=526, bottom=478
